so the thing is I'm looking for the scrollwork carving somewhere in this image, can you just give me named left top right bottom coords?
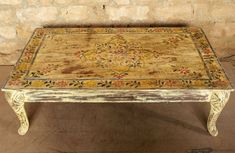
left=207, top=91, right=230, bottom=136
left=4, top=91, right=29, bottom=135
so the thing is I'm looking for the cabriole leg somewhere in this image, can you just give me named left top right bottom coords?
left=207, top=91, right=230, bottom=136
left=4, top=91, right=29, bottom=135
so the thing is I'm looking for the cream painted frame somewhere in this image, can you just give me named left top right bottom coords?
left=2, top=88, right=233, bottom=136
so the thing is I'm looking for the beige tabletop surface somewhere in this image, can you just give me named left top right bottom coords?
left=2, top=27, right=233, bottom=90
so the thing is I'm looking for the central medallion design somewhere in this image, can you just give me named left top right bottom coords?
left=93, top=34, right=159, bottom=79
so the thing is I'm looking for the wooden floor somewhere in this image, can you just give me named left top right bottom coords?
left=0, top=61, right=235, bottom=153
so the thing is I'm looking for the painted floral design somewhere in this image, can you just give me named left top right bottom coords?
left=69, top=80, right=83, bottom=88
left=179, top=67, right=190, bottom=75
left=3, top=27, right=231, bottom=89
left=94, top=35, right=146, bottom=79
left=55, top=81, right=68, bottom=87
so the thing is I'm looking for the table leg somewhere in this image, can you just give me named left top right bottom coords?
left=207, top=91, right=230, bottom=136
left=4, top=91, right=29, bottom=135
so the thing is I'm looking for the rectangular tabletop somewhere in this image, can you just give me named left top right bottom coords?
left=2, top=27, right=232, bottom=90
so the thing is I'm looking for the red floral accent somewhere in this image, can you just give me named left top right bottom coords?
left=40, top=64, right=59, bottom=74
left=113, top=73, right=126, bottom=79
left=55, top=81, right=68, bottom=87
left=203, top=48, right=212, bottom=55
left=113, top=81, right=125, bottom=87
left=8, top=80, right=21, bottom=86
left=22, top=52, right=32, bottom=62
left=41, top=69, right=49, bottom=73
left=179, top=67, right=190, bottom=75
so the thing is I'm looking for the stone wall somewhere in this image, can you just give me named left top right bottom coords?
left=0, top=0, right=234, bottom=64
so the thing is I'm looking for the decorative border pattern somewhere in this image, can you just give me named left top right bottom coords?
left=3, top=27, right=232, bottom=89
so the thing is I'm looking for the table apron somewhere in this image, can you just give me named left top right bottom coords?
left=20, top=89, right=212, bottom=103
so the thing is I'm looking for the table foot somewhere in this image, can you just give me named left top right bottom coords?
left=4, top=91, right=29, bottom=135
left=207, top=91, right=230, bottom=136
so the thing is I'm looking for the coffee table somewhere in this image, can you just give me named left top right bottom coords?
left=2, top=27, right=233, bottom=136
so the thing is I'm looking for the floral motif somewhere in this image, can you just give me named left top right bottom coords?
left=3, top=27, right=232, bottom=89
left=55, top=81, right=68, bottom=87
left=181, top=80, right=193, bottom=88
left=179, top=67, right=190, bottom=75
left=69, top=80, right=83, bottom=88
left=126, top=81, right=141, bottom=88
left=8, top=80, right=22, bottom=86
left=44, top=80, right=55, bottom=88
left=162, top=35, right=186, bottom=48
left=203, top=48, right=212, bottom=55
left=94, top=35, right=146, bottom=79
left=113, top=81, right=125, bottom=87
left=97, top=81, right=112, bottom=88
